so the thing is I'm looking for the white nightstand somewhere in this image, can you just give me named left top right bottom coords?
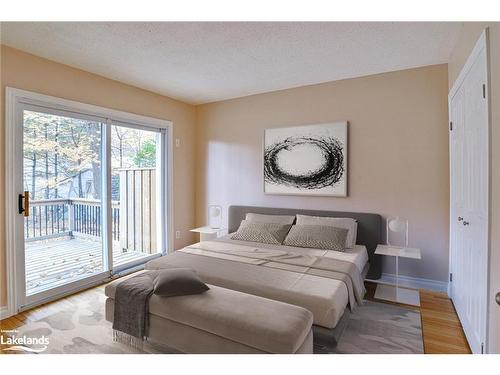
left=374, top=245, right=422, bottom=306
left=190, top=226, right=227, bottom=241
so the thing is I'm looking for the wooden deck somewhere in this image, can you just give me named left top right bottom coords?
left=25, top=236, right=151, bottom=295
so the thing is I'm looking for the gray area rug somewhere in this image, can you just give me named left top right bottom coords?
left=315, top=300, right=424, bottom=354
left=5, top=287, right=175, bottom=354
left=6, top=289, right=423, bottom=354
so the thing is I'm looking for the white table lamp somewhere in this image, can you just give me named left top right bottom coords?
left=386, top=216, right=408, bottom=247
left=208, top=205, right=222, bottom=229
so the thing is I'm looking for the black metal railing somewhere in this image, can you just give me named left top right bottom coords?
left=25, top=198, right=120, bottom=242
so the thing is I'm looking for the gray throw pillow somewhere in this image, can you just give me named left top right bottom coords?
left=231, top=220, right=292, bottom=244
left=283, top=225, right=348, bottom=252
left=295, top=215, right=358, bottom=249
left=245, top=213, right=295, bottom=225
left=153, top=268, right=209, bottom=297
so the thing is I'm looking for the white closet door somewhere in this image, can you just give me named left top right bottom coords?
left=449, top=32, right=489, bottom=354
left=449, top=84, right=466, bottom=319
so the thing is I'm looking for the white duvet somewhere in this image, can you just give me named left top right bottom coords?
left=215, top=234, right=369, bottom=274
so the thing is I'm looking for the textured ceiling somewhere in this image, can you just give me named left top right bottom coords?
left=0, top=22, right=462, bottom=104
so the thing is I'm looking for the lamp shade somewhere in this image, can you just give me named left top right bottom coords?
left=208, top=205, right=222, bottom=229
left=386, top=216, right=409, bottom=247
left=388, top=217, right=406, bottom=233
left=209, top=206, right=221, bottom=218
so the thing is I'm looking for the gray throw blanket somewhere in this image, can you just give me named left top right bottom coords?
left=112, top=270, right=159, bottom=348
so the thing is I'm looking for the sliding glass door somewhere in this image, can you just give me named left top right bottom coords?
left=20, top=106, right=109, bottom=306
left=11, top=91, right=170, bottom=311
left=110, top=124, right=164, bottom=270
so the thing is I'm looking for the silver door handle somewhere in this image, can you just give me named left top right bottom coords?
left=463, top=221, right=470, bottom=226
left=496, top=292, right=500, bottom=306
left=458, top=217, right=463, bottom=221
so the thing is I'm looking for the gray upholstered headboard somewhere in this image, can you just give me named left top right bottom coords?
left=228, top=205, right=383, bottom=280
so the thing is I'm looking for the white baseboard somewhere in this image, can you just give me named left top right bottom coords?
left=0, top=306, right=12, bottom=320
left=369, top=273, right=449, bottom=293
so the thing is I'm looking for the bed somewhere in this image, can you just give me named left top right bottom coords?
left=227, top=205, right=382, bottom=280
left=145, top=205, right=382, bottom=332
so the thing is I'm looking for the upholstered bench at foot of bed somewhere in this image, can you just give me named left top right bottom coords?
left=105, top=274, right=313, bottom=354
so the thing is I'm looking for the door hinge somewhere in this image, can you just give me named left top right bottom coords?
left=449, top=273, right=453, bottom=282
left=483, top=84, right=486, bottom=99
left=481, top=342, right=484, bottom=354
left=449, top=121, right=453, bottom=131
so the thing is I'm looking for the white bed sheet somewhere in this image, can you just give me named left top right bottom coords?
left=322, top=245, right=369, bottom=274
left=215, top=234, right=369, bottom=273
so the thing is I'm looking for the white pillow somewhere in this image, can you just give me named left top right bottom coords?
left=295, top=215, right=358, bottom=249
left=245, top=213, right=295, bottom=225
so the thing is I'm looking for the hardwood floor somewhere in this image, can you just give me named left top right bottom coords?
left=1, top=281, right=471, bottom=354
left=419, top=290, right=471, bottom=353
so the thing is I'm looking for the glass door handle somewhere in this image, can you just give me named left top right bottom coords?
left=496, top=292, right=500, bottom=306
left=18, top=191, right=29, bottom=217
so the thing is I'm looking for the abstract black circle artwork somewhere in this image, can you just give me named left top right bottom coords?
left=264, top=122, right=347, bottom=196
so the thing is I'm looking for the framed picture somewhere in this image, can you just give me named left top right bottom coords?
left=264, top=122, right=347, bottom=197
